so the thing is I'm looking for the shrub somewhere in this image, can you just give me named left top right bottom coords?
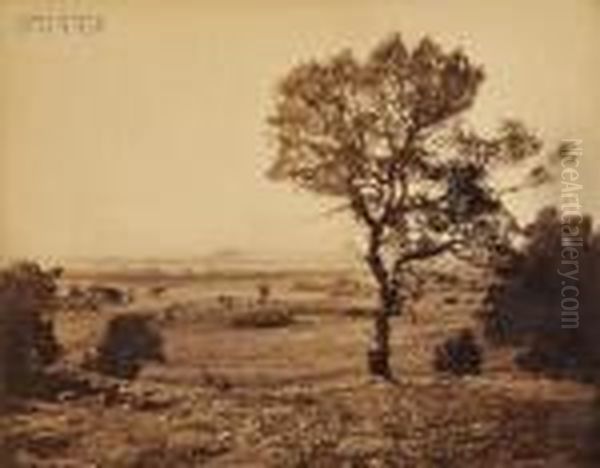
left=91, top=313, right=165, bottom=379
left=480, top=206, right=600, bottom=380
left=88, top=285, right=130, bottom=306
left=0, top=262, right=61, bottom=397
left=433, top=328, right=483, bottom=376
left=228, top=307, right=294, bottom=329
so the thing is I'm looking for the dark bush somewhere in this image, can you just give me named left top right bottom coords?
left=228, top=307, right=294, bottom=329
left=91, top=314, right=165, bottom=379
left=480, top=206, right=600, bottom=380
left=88, top=285, right=130, bottom=306
left=0, top=262, right=61, bottom=398
left=433, top=328, right=483, bottom=376
left=584, top=391, right=600, bottom=463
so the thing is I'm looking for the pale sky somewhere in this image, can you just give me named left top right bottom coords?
left=0, top=0, right=598, bottom=262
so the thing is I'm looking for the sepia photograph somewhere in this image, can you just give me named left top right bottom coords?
left=0, top=0, right=599, bottom=466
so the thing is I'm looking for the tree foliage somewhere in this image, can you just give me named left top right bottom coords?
left=268, top=34, right=542, bottom=309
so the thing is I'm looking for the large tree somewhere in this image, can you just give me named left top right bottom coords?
left=267, top=34, right=544, bottom=379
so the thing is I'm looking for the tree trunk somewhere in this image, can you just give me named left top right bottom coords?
left=367, top=285, right=395, bottom=379
left=364, top=225, right=398, bottom=380
left=368, top=308, right=392, bottom=379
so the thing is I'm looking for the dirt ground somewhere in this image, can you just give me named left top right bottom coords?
left=1, top=266, right=597, bottom=467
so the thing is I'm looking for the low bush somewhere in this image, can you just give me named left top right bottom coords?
left=433, top=328, right=483, bottom=376
left=90, top=313, right=165, bottom=379
left=228, top=307, right=294, bottom=329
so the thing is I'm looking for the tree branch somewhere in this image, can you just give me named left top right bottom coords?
left=394, top=238, right=459, bottom=274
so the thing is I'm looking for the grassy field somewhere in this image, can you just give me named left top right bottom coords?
left=1, top=266, right=597, bottom=467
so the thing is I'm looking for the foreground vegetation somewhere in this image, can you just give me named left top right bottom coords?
left=1, top=254, right=598, bottom=467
